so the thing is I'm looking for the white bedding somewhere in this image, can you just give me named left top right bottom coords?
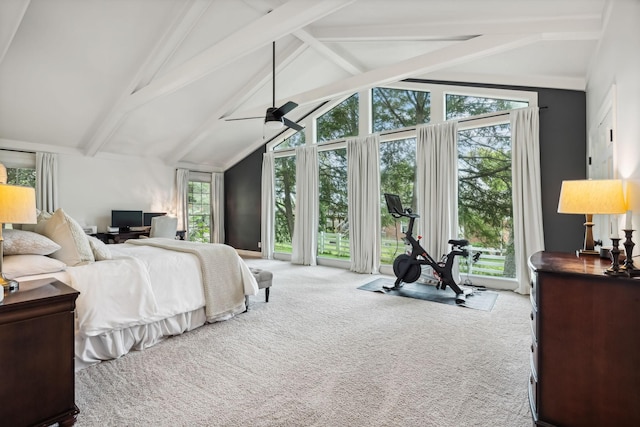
left=14, top=241, right=259, bottom=369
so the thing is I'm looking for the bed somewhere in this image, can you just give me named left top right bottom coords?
left=4, top=208, right=258, bottom=370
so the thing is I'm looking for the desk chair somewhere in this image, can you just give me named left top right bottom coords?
left=149, top=215, right=178, bottom=238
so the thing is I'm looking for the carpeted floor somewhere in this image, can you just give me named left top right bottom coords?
left=74, top=259, right=532, bottom=426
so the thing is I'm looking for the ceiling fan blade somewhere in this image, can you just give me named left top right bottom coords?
left=275, top=101, right=298, bottom=117
left=283, top=117, right=303, bottom=131
left=225, top=116, right=264, bottom=121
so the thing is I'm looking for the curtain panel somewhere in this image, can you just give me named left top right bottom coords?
left=35, top=152, right=58, bottom=212
left=511, top=106, right=545, bottom=294
left=347, top=135, right=381, bottom=274
left=261, top=152, right=275, bottom=260
left=211, top=172, right=224, bottom=244
left=415, top=122, right=459, bottom=261
left=176, top=168, right=189, bottom=238
left=291, top=146, right=318, bottom=265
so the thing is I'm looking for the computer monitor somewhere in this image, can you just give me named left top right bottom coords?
left=143, top=212, right=166, bottom=227
left=384, top=193, right=404, bottom=215
left=111, top=210, right=143, bottom=230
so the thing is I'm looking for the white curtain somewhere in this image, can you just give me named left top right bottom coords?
left=176, top=168, right=189, bottom=239
left=347, top=135, right=380, bottom=274
left=261, top=152, right=275, bottom=260
left=211, top=172, right=224, bottom=244
left=35, top=152, right=58, bottom=212
left=291, top=146, right=318, bottom=265
left=511, top=107, right=545, bottom=294
left=415, top=122, right=459, bottom=261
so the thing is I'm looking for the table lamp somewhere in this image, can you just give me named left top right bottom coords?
left=0, top=183, right=37, bottom=292
left=557, top=179, right=626, bottom=256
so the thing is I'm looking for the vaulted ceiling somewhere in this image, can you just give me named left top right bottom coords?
left=0, top=0, right=607, bottom=171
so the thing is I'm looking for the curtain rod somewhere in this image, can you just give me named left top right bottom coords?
left=379, top=105, right=548, bottom=137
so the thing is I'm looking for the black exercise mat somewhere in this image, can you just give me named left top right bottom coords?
left=358, top=277, right=498, bottom=311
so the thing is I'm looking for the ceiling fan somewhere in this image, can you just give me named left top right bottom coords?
left=226, top=41, right=303, bottom=132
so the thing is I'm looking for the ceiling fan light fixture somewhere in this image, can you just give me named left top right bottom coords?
left=265, top=117, right=284, bottom=129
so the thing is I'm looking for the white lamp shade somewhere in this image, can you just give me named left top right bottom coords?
left=0, top=184, right=37, bottom=224
left=264, top=118, right=284, bottom=129
left=557, top=179, right=627, bottom=215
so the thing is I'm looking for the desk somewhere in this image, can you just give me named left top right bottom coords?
left=95, top=230, right=185, bottom=244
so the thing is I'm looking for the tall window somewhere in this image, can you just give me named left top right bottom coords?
left=274, top=155, right=296, bottom=253
left=274, top=130, right=305, bottom=151
left=188, top=178, right=211, bottom=242
left=318, top=147, right=348, bottom=259
left=317, top=94, right=359, bottom=142
left=372, top=87, right=430, bottom=131
left=379, top=138, right=416, bottom=265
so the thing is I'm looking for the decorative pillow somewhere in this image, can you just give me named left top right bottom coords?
left=20, top=210, right=52, bottom=232
left=2, top=254, right=66, bottom=280
left=87, top=235, right=112, bottom=261
left=35, top=208, right=95, bottom=266
left=2, top=228, right=61, bottom=255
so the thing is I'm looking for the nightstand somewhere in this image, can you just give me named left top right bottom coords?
left=0, top=278, right=80, bottom=426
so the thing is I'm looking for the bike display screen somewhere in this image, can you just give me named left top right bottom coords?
left=384, top=193, right=404, bottom=215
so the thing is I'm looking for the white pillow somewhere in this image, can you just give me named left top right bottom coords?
left=2, top=254, right=66, bottom=280
left=35, top=208, right=95, bottom=266
left=87, top=235, right=112, bottom=261
left=19, top=210, right=52, bottom=232
left=2, top=228, right=61, bottom=255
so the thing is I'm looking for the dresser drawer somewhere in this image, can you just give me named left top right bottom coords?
left=530, top=340, right=538, bottom=377
left=530, top=306, right=537, bottom=342
left=528, top=371, right=538, bottom=419
left=529, top=272, right=537, bottom=311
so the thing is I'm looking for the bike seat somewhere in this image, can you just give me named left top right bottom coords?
left=448, top=239, right=469, bottom=247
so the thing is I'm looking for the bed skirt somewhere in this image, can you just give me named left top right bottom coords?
left=75, top=308, right=207, bottom=371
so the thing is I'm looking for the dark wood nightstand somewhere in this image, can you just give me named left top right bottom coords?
left=0, top=278, right=80, bottom=426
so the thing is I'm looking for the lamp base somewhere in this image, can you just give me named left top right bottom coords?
left=577, top=249, right=600, bottom=257
left=1, top=275, right=19, bottom=293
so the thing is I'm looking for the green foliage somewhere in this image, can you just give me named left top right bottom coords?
left=188, top=181, right=211, bottom=243
left=274, top=156, right=296, bottom=250
left=7, top=168, right=36, bottom=187
left=372, top=87, right=430, bottom=131
left=318, top=148, right=348, bottom=236
left=317, top=94, right=359, bottom=142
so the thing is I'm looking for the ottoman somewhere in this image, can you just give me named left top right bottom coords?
left=245, top=268, right=273, bottom=309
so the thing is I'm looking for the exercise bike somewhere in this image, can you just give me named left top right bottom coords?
left=383, top=193, right=474, bottom=304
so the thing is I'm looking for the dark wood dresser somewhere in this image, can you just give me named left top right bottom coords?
left=528, top=251, right=640, bottom=427
left=0, top=279, right=80, bottom=426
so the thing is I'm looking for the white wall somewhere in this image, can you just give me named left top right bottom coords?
left=57, top=152, right=176, bottom=232
left=586, top=0, right=640, bottom=253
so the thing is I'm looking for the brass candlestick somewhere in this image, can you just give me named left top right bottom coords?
left=605, top=237, right=626, bottom=276
left=622, top=229, right=640, bottom=277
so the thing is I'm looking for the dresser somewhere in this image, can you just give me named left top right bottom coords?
left=0, top=279, right=80, bottom=426
left=528, top=251, right=640, bottom=427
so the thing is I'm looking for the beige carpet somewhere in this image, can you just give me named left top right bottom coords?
left=75, top=259, right=532, bottom=426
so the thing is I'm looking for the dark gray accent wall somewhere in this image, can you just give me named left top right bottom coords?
left=224, top=146, right=264, bottom=250
left=224, top=81, right=587, bottom=254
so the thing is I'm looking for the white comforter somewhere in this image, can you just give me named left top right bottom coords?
left=66, top=242, right=257, bottom=337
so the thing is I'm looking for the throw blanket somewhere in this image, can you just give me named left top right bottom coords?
left=127, top=238, right=258, bottom=320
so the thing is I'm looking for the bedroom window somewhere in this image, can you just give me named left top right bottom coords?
left=318, top=147, right=349, bottom=259
left=372, top=87, right=430, bottom=131
left=273, top=130, right=305, bottom=151
left=457, top=123, right=515, bottom=279
left=274, top=155, right=296, bottom=253
left=316, top=94, right=359, bottom=142
left=446, top=94, right=528, bottom=120
left=6, top=167, right=36, bottom=188
left=379, top=137, right=416, bottom=265
left=187, top=180, right=211, bottom=243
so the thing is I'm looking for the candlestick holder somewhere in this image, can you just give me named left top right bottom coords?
left=605, top=237, right=627, bottom=276
left=622, top=229, right=640, bottom=277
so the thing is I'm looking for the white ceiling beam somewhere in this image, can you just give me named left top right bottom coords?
left=0, top=0, right=30, bottom=65
left=422, top=70, right=587, bottom=91
left=165, top=40, right=308, bottom=163
left=309, top=15, right=602, bottom=41
left=265, top=33, right=543, bottom=112
left=83, top=0, right=213, bottom=157
left=122, top=0, right=356, bottom=114
left=293, top=28, right=364, bottom=75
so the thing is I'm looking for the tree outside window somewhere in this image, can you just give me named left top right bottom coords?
left=317, top=94, right=359, bottom=142
left=6, top=168, right=35, bottom=187
left=372, top=87, right=430, bottom=131
left=318, top=148, right=348, bottom=259
left=188, top=181, right=211, bottom=242
left=274, top=155, right=296, bottom=253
